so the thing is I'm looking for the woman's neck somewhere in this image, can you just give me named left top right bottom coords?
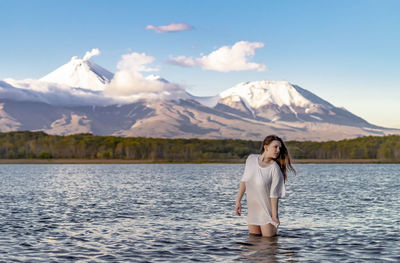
left=259, top=153, right=274, bottom=164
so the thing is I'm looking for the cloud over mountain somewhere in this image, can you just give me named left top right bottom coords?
left=169, top=41, right=266, bottom=72
left=1, top=43, right=267, bottom=107
left=0, top=78, right=111, bottom=106
left=104, top=52, right=187, bottom=101
left=146, top=22, right=193, bottom=33
left=0, top=49, right=188, bottom=106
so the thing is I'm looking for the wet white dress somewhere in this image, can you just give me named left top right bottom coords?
left=241, top=154, right=286, bottom=227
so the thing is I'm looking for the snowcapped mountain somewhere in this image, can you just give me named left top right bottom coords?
left=215, top=81, right=372, bottom=127
left=40, top=56, right=114, bottom=91
left=219, top=81, right=316, bottom=109
left=0, top=52, right=398, bottom=141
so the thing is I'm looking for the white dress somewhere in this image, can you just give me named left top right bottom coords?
left=241, top=154, right=286, bottom=227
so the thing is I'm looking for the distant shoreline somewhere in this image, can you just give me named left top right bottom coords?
left=0, top=159, right=398, bottom=164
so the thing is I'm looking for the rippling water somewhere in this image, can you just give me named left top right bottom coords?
left=0, top=164, right=399, bottom=262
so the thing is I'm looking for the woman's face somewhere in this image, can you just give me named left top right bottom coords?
left=264, top=140, right=281, bottom=159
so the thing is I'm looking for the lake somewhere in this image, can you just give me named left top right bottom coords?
left=0, top=164, right=399, bottom=262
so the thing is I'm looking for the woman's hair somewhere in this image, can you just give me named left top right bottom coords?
left=260, top=135, right=296, bottom=182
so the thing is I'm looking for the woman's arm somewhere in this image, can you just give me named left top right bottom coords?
left=270, top=197, right=280, bottom=226
left=235, top=181, right=246, bottom=216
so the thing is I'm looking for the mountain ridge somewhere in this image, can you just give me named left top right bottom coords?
left=0, top=55, right=398, bottom=141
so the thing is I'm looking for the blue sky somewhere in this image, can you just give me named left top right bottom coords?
left=1, top=0, right=399, bottom=128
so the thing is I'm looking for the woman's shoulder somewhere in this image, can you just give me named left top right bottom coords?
left=246, top=154, right=259, bottom=161
left=244, top=154, right=258, bottom=165
left=271, top=161, right=283, bottom=174
left=271, top=161, right=280, bottom=168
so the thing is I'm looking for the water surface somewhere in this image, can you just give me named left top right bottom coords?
left=0, top=164, right=399, bottom=262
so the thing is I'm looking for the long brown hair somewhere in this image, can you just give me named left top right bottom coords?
left=260, top=135, right=296, bottom=182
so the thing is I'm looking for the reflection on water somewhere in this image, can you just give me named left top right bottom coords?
left=0, top=164, right=399, bottom=262
left=238, top=235, right=281, bottom=262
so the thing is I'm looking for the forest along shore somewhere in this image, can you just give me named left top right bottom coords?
left=1, top=131, right=399, bottom=163
left=0, top=159, right=398, bottom=164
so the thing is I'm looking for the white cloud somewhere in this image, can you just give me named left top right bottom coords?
left=146, top=22, right=193, bottom=33
left=169, top=41, right=266, bottom=72
left=105, top=52, right=186, bottom=100
left=83, top=48, right=100, bottom=61
left=116, top=52, right=159, bottom=73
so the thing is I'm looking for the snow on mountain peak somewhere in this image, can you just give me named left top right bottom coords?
left=145, top=74, right=169, bottom=83
left=219, top=80, right=316, bottom=109
left=40, top=52, right=113, bottom=91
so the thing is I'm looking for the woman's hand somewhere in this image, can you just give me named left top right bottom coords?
left=235, top=201, right=242, bottom=216
left=271, top=216, right=280, bottom=227
left=235, top=182, right=246, bottom=216
left=270, top=198, right=280, bottom=227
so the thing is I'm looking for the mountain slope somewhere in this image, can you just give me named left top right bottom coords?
left=0, top=98, right=397, bottom=141
left=1, top=54, right=398, bottom=141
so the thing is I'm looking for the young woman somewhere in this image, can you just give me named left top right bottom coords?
left=235, top=135, right=295, bottom=237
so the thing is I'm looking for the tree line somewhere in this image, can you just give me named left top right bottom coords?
left=0, top=131, right=399, bottom=162
left=288, top=135, right=400, bottom=161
